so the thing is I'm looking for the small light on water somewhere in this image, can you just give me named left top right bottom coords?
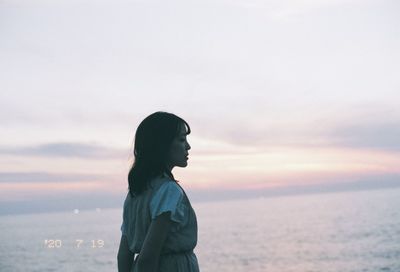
left=96, top=208, right=102, bottom=213
left=73, top=209, right=80, bottom=214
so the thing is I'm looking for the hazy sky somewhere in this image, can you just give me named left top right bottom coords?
left=1, top=0, right=399, bottom=205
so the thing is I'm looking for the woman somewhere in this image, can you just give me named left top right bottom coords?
left=117, top=111, right=199, bottom=272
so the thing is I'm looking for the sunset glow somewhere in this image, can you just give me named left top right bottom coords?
left=1, top=0, right=399, bottom=213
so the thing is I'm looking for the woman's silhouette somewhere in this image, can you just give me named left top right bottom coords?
left=117, top=111, right=199, bottom=272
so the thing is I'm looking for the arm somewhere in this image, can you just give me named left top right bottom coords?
left=135, top=211, right=173, bottom=272
left=117, top=234, right=135, bottom=272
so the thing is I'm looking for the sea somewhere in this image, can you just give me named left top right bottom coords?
left=1, top=187, right=399, bottom=272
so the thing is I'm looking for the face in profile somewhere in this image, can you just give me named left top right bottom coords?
left=166, top=124, right=191, bottom=170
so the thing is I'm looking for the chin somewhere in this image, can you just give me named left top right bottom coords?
left=179, top=161, right=188, bottom=167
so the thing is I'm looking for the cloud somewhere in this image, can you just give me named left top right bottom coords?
left=189, top=113, right=332, bottom=152
left=2, top=172, right=400, bottom=216
left=0, top=142, right=126, bottom=159
left=0, top=171, right=114, bottom=183
left=216, top=0, right=370, bottom=19
left=186, top=113, right=400, bottom=158
left=327, top=120, right=400, bottom=152
left=20, top=115, right=392, bottom=159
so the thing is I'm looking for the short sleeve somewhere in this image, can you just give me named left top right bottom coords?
left=120, top=195, right=128, bottom=236
left=120, top=222, right=126, bottom=235
left=150, top=181, right=185, bottom=224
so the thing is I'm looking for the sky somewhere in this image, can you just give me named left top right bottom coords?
left=1, top=0, right=400, bottom=214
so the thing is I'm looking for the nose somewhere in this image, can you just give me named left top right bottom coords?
left=186, top=142, right=191, bottom=150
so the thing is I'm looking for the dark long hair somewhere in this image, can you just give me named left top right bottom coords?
left=128, top=111, right=191, bottom=197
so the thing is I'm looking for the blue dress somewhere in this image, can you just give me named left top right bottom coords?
left=120, top=175, right=200, bottom=272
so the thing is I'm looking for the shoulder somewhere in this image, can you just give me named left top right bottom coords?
left=148, top=175, right=179, bottom=191
left=150, top=180, right=185, bottom=208
left=157, top=180, right=183, bottom=196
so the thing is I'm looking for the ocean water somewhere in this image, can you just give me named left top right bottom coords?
left=1, top=188, right=399, bottom=272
